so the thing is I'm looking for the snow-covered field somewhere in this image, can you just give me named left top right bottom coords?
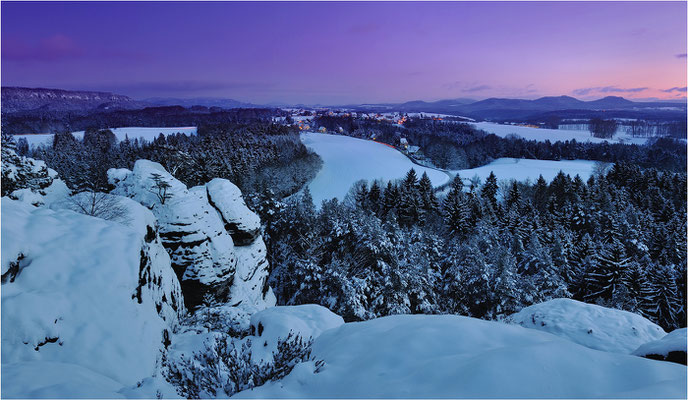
left=236, top=312, right=687, bottom=399
left=301, top=133, right=450, bottom=205
left=14, top=126, right=197, bottom=148
left=471, top=122, right=648, bottom=145
left=453, top=157, right=601, bottom=183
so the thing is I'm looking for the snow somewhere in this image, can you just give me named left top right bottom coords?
left=206, top=178, right=261, bottom=236
left=109, top=160, right=237, bottom=286
left=507, top=298, right=666, bottom=354
left=633, top=328, right=687, bottom=358
left=301, top=133, right=450, bottom=205
left=1, top=361, right=125, bottom=399
left=249, top=305, right=344, bottom=363
left=1, top=198, right=182, bottom=397
left=471, top=122, right=648, bottom=145
left=235, top=314, right=687, bottom=398
left=453, top=157, right=600, bottom=183
left=14, top=126, right=197, bottom=148
left=110, top=160, right=275, bottom=310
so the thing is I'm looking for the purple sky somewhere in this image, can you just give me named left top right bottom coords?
left=2, top=1, right=686, bottom=104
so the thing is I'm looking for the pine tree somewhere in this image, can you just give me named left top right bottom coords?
left=585, top=239, right=630, bottom=302
left=368, top=180, right=382, bottom=215
left=418, top=172, right=439, bottom=213
left=646, top=264, right=682, bottom=330
left=443, top=176, right=471, bottom=237
left=505, top=181, right=521, bottom=210
left=481, top=171, right=498, bottom=209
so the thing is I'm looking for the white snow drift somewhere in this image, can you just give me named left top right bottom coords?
left=508, top=298, right=666, bottom=354
left=249, top=305, right=344, bottom=363
left=1, top=198, right=184, bottom=398
left=236, top=312, right=687, bottom=399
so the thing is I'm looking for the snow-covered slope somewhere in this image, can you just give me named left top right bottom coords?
left=507, top=298, right=666, bottom=354
left=301, top=133, right=449, bottom=205
left=109, top=160, right=275, bottom=311
left=249, top=305, right=344, bottom=363
left=15, top=126, right=197, bottom=148
left=633, top=328, right=687, bottom=364
left=1, top=198, right=185, bottom=398
left=471, top=122, right=648, bottom=145
left=453, top=157, right=600, bottom=183
left=235, top=313, right=687, bottom=398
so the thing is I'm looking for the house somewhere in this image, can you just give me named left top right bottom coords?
left=400, top=138, right=409, bottom=148
left=407, top=145, right=421, bottom=154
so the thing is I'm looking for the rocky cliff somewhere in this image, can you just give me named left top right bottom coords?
left=108, top=160, right=275, bottom=311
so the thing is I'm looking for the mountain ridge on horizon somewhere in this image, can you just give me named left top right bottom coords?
left=2, top=86, right=686, bottom=117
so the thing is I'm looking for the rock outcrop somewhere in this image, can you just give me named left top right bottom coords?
left=633, top=328, right=687, bottom=365
left=109, top=160, right=275, bottom=311
left=1, top=197, right=185, bottom=397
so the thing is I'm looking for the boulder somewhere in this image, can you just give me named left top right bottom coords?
left=633, top=328, right=687, bottom=365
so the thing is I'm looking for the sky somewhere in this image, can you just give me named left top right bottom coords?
left=1, top=1, right=686, bottom=105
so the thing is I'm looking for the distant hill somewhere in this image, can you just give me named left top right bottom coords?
left=1, top=87, right=147, bottom=113
left=143, top=97, right=260, bottom=109
left=346, top=95, right=687, bottom=121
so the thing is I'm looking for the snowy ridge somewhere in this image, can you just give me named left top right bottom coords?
left=507, top=298, right=666, bottom=354
left=236, top=312, right=687, bottom=398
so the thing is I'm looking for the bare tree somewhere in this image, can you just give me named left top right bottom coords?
left=65, top=191, right=131, bottom=223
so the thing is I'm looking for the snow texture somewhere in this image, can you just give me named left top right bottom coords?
left=633, top=328, right=687, bottom=358
left=471, top=122, right=648, bottom=145
left=453, top=157, right=600, bottom=184
left=236, top=314, right=687, bottom=399
left=301, top=132, right=450, bottom=205
left=1, top=198, right=184, bottom=397
left=15, top=126, right=197, bottom=148
left=507, top=298, right=666, bottom=354
left=206, top=178, right=262, bottom=245
left=109, top=160, right=274, bottom=310
left=249, top=305, right=344, bottom=363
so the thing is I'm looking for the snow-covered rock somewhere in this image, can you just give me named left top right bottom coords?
left=507, top=298, right=666, bottom=354
left=1, top=197, right=184, bottom=397
left=235, top=314, right=687, bottom=398
left=109, top=160, right=274, bottom=311
left=249, top=305, right=344, bottom=363
left=633, top=328, right=687, bottom=365
left=206, top=178, right=261, bottom=245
